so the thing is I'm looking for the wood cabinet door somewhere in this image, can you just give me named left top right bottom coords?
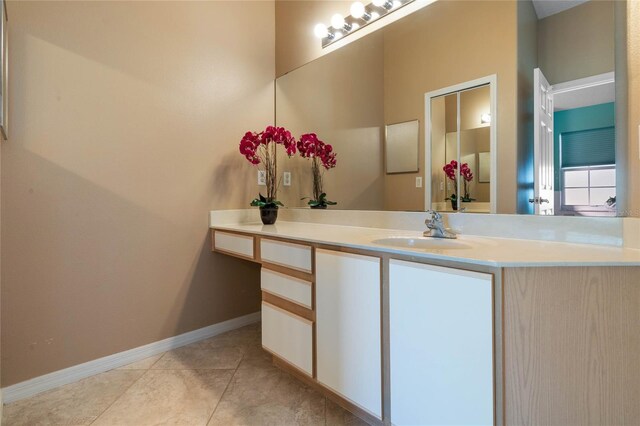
left=389, top=259, right=494, bottom=426
left=315, top=249, right=382, bottom=419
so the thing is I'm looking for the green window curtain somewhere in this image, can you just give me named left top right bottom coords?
left=561, top=126, right=615, bottom=168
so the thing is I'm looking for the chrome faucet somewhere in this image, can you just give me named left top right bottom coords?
left=424, top=210, right=457, bottom=239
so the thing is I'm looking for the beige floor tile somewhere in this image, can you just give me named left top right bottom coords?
left=1, top=370, right=145, bottom=426
left=93, top=369, right=234, bottom=426
left=152, top=343, right=243, bottom=370
left=207, top=365, right=325, bottom=426
left=201, top=323, right=261, bottom=350
left=325, top=398, right=371, bottom=426
left=237, top=345, right=273, bottom=370
left=116, top=353, right=164, bottom=370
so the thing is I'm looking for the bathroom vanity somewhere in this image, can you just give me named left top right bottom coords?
left=210, top=210, right=640, bottom=426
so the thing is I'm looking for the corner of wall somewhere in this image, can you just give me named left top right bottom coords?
left=516, top=0, right=538, bottom=214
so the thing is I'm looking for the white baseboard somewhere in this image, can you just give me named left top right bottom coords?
left=1, top=311, right=261, bottom=405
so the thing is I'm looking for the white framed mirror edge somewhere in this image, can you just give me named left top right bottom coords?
left=424, top=74, right=498, bottom=213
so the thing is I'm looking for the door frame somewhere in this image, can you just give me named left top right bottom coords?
left=424, top=75, right=497, bottom=213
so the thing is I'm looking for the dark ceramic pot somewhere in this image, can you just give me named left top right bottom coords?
left=450, top=199, right=458, bottom=211
left=310, top=205, right=327, bottom=209
left=260, top=207, right=278, bottom=225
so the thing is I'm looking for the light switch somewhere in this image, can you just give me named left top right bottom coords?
left=415, top=177, right=422, bottom=188
left=283, top=172, right=291, bottom=186
left=258, top=170, right=266, bottom=186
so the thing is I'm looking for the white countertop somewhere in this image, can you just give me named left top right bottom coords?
left=211, top=220, right=640, bottom=267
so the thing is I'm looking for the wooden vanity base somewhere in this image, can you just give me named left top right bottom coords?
left=503, top=267, right=640, bottom=425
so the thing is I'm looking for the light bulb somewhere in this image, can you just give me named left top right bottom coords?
left=481, top=113, right=491, bottom=124
left=331, top=13, right=345, bottom=29
left=392, top=0, right=402, bottom=8
left=370, top=11, right=380, bottom=20
left=314, top=23, right=329, bottom=38
left=350, top=2, right=366, bottom=18
left=372, top=0, right=385, bottom=7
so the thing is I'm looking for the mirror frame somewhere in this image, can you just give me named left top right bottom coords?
left=425, top=74, right=498, bottom=213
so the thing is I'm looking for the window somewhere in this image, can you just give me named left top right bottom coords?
left=561, top=165, right=616, bottom=211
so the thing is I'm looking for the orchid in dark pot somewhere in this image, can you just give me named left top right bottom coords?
left=297, top=133, right=338, bottom=209
left=239, top=125, right=296, bottom=224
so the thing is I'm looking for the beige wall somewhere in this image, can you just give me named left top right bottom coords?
left=537, top=0, right=614, bottom=85
left=275, top=32, right=385, bottom=210
left=628, top=0, right=640, bottom=217
left=382, top=1, right=518, bottom=213
left=1, top=1, right=274, bottom=386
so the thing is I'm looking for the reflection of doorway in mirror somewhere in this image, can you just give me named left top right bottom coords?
left=538, top=71, right=617, bottom=217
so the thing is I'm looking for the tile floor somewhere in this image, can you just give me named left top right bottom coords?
left=2, top=323, right=368, bottom=426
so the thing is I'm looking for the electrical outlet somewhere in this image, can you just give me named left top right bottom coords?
left=415, top=177, right=422, bottom=188
left=257, top=170, right=266, bottom=186
left=283, top=172, right=291, bottom=186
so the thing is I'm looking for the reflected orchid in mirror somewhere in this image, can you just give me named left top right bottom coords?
left=298, top=133, right=338, bottom=209
left=443, top=160, right=475, bottom=205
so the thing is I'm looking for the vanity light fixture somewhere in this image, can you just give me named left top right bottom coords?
left=372, top=0, right=394, bottom=9
left=481, top=113, right=491, bottom=124
left=350, top=2, right=371, bottom=21
left=315, top=0, right=414, bottom=48
left=314, top=23, right=332, bottom=40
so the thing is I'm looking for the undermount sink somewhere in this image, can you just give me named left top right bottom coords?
left=372, top=236, right=472, bottom=250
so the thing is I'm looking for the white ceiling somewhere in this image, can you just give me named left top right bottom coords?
left=554, top=81, right=615, bottom=111
left=532, top=0, right=590, bottom=19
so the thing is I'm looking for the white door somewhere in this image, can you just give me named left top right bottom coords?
left=389, top=260, right=494, bottom=426
left=315, top=249, right=382, bottom=419
left=533, top=68, right=555, bottom=215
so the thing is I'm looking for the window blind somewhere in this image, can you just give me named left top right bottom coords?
left=561, top=126, right=615, bottom=168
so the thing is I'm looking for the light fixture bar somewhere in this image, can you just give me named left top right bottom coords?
left=316, top=0, right=415, bottom=48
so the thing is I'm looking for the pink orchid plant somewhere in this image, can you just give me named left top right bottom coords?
left=239, top=125, right=296, bottom=208
left=297, top=133, right=337, bottom=208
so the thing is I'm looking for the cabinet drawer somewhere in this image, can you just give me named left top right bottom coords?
left=214, top=231, right=254, bottom=259
left=260, top=238, right=312, bottom=273
left=261, top=302, right=313, bottom=376
left=261, top=268, right=312, bottom=308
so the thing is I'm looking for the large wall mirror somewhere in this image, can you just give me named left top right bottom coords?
left=275, top=0, right=625, bottom=216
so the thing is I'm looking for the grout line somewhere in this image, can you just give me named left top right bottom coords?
left=147, top=353, right=164, bottom=370
left=324, top=395, right=327, bottom=426
left=88, top=368, right=151, bottom=425
left=205, top=353, right=244, bottom=425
